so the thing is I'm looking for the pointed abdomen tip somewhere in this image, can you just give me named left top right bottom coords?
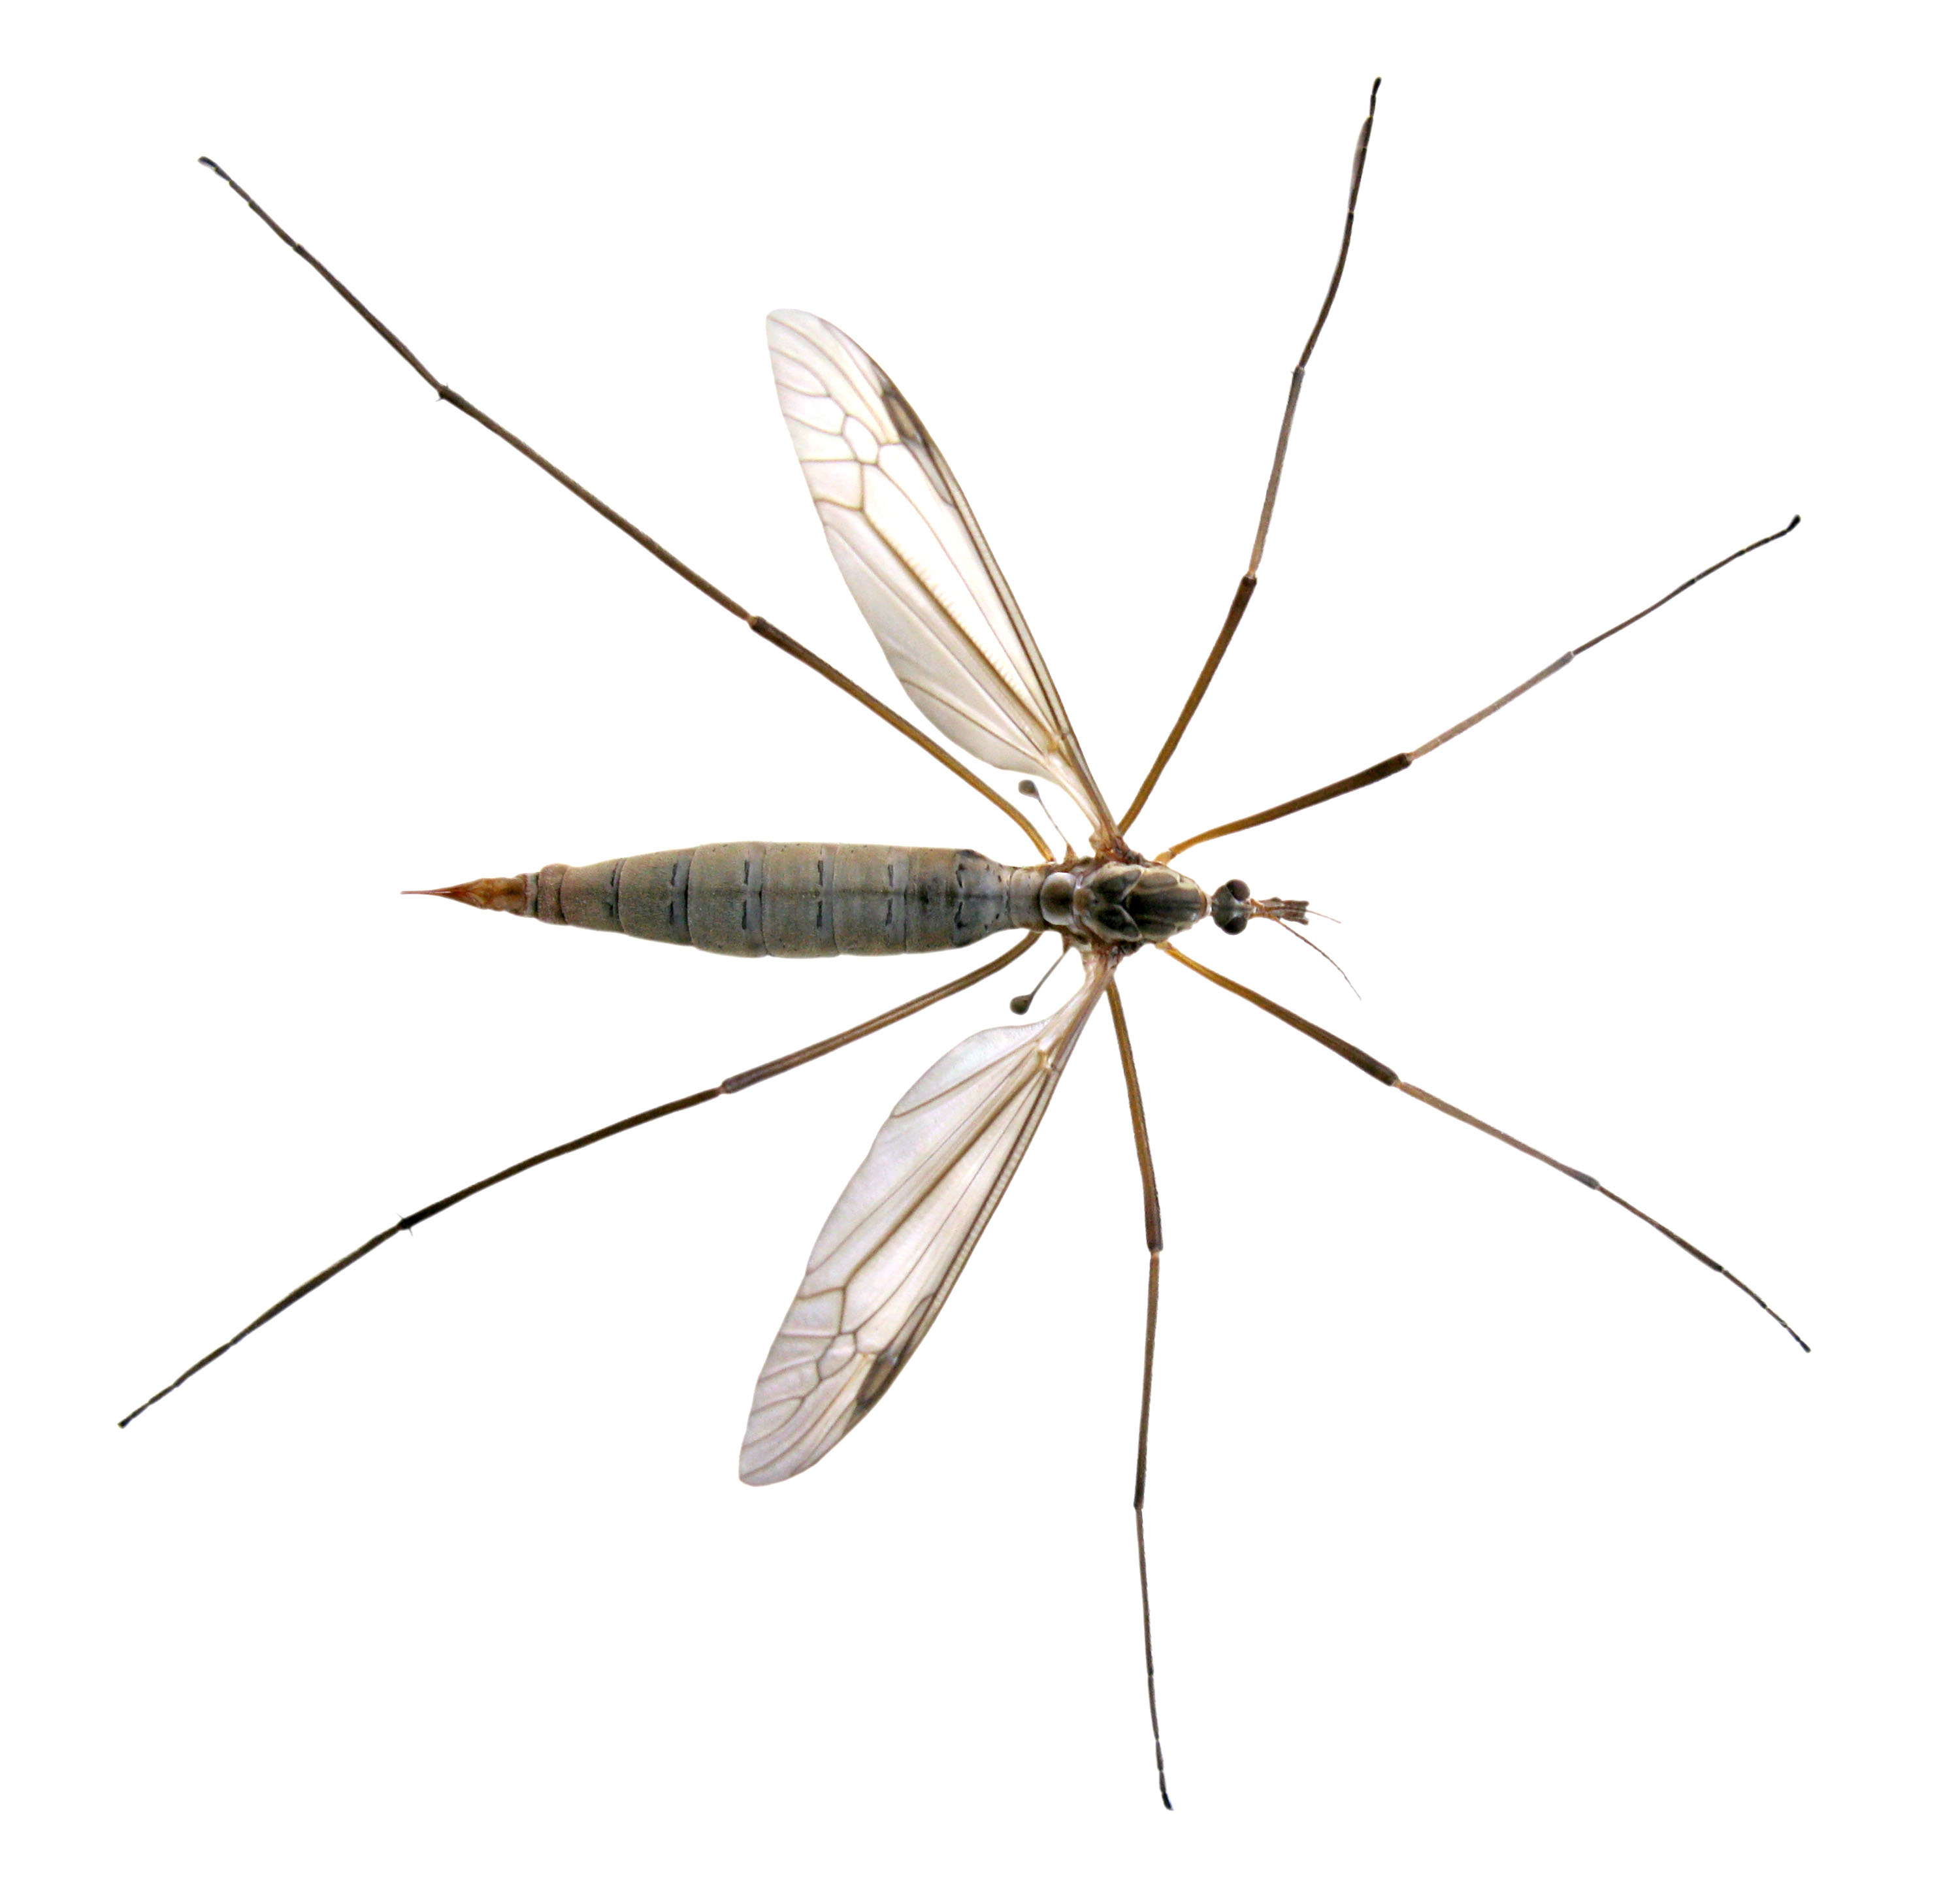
left=404, top=875, right=529, bottom=914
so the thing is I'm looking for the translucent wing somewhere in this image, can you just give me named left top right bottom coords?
left=767, top=310, right=1119, bottom=845
left=740, top=953, right=1114, bottom=1484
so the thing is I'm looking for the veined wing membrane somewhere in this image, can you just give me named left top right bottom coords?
left=740, top=954, right=1114, bottom=1484
left=768, top=310, right=1118, bottom=845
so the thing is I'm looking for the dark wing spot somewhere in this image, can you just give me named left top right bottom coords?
left=855, top=1345, right=909, bottom=1414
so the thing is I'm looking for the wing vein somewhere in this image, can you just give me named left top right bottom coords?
left=766, top=310, right=1117, bottom=841
left=739, top=956, right=1114, bottom=1482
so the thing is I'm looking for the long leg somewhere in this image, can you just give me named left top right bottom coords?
left=1158, top=515, right=1799, bottom=862
left=1107, top=985, right=1171, bottom=1808
left=197, top=161, right=1051, bottom=865
left=120, top=934, right=1040, bottom=1427
left=1158, top=944, right=1808, bottom=1350
left=1118, top=78, right=1380, bottom=836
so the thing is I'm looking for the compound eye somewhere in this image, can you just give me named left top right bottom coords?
left=1225, top=878, right=1250, bottom=901
left=1219, top=912, right=1249, bottom=936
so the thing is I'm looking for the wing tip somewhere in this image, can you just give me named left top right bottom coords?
left=740, top=1435, right=824, bottom=1486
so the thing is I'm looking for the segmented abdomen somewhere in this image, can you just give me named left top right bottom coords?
left=531, top=842, right=1031, bottom=956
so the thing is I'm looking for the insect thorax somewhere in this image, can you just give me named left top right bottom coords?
left=1035, top=859, right=1209, bottom=947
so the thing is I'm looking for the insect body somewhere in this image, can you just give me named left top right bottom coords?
left=434, top=843, right=1211, bottom=956
left=129, top=85, right=1806, bottom=1807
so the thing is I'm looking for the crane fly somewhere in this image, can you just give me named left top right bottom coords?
left=125, top=82, right=1806, bottom=1807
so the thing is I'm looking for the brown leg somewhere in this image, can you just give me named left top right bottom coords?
left=120, top=934, right=1039, bottom=1427
left=1158, top=943, right=1806, bottom=1350
left=1158, top=515, right=1799, bottom=862
left=1119, top=78, right=1381, bottom=835
left=196, top=159, right=1051, bottom=863
left=1109, top=985, right=1172, bottom=1808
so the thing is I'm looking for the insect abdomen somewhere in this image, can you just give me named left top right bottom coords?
left=521, top=843, right=1035, bottom=956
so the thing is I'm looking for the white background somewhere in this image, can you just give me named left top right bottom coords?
left=7, top=1, right=1955, bottom=1885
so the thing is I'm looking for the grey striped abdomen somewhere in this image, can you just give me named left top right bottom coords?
left=531, top=843, right=1038, bottom=956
